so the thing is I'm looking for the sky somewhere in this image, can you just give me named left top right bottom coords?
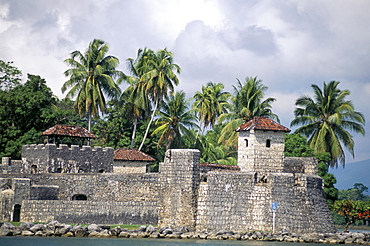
left=0, top=0, right=369, bottom=166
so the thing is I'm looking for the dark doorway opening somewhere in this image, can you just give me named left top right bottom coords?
left=13, top=204, right=21, bottom=222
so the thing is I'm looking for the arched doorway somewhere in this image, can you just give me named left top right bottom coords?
left=13, top=204, right=21, bottom=222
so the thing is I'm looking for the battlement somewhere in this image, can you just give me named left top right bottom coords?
left=22, top=144, right=113, bottom=152
left=21, top=144, right=113, bottom=174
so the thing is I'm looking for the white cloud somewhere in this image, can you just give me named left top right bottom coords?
left=0, top=0, right=369, bottom=162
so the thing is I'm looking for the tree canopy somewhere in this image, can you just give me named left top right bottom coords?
left=62, top=39, right=124, bottom=131
left=0, top=74, right=79, bottom=159
left=0, top=60, right=22, bottom=90
left=218, top=77, right=278, bottom=148
left=291, top=81, right=365, bottom=167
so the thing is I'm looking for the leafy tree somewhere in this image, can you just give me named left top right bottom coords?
left=197, top=124, right=237, bottom=165
left=62, top=39, right=124, bottom=132
left=0, top=74, right=57, bottom=159
left=192, top=82, right=231, bottom=133
left=92, top=101, right=132, bottom=148
left=291, top=81, right=365, bottom=167
left=51, top=98, right=86, bottom=126
left=218, top=77, right=278, bottom=147
left=126, top=48, right=181, bottom=151
left=284, top=133, right=314, bottom=157
left=317, top=152, right=339, bottom=206
left=332, top=200, right=370, bottom=232
left=339, top=183, right=370, bottom=201
left=152, top=91, right=198, bottom=150
left=0, top=60, right=22, bottom=90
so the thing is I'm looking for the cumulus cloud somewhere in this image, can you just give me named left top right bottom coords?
left=0, top=0, right=369, bottom=162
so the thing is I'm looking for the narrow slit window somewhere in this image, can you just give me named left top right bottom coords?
left=266, top=139, right=271, bottom=148
left=72, top=194, right=87, bottom=200
left=245, top=139, right=249, bottom=147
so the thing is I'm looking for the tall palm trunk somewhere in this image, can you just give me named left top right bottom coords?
left=87, top=110, right=92, bottom=146
left=138, top=99, right=159, bottom=151
left=130, top=118, right=137, bottom=148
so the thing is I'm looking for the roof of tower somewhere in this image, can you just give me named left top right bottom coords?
left=235, top=116, right=291, bottom=132
left=41, top=124, right=97, bottom=138
left=114, top=148, right=156, bottom=162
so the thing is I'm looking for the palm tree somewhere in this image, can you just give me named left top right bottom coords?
left=152, top=91, right=198, bottom=150
left=119, top=87, right=145, bottom=148
left=62, top=39, right=124, bottom=132
left=218, top=76, right=279, bottom=147
left=127, top=48, right=181, bottom=151
left=192, top=82, right=231, bottom=133
left=291, top=81, right=365, bottom=167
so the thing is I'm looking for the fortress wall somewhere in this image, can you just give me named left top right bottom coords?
left=21, top=200, right=157, bottom=225
left=0, top=173, right=159, bottom=202
left=200, top=163, right=240, bottom=173
left=21, top=144, right=114, bottom=173
left=30, top=185, right=59, bottom=200
left=270, top=173, right=336, bottom=233
left=196, top=172, right=255, bottom=232
left=283, top=157, right=318, bottom=175
left=0, top=158, right=22, bottom=174
left=0, top=173, right=160, bottom=224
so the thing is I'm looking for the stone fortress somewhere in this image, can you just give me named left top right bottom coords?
left=0, top=117, right=336, bottom=233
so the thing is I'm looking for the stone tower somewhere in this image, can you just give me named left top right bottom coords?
left=236, top=116, right=290, bottom=174
left=158, top=149, right=201, bottom=231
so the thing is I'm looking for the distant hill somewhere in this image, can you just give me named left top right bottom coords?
left=329, top=159, right=370, bottom=191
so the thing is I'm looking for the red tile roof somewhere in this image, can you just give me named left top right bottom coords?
left=41, top=124, right=97, bottom=138
left=235, top=116, right=290, bottom=132
left=114, top=148, right=156, bottom=162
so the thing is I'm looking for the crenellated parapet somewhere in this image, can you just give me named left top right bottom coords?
left=21, top=144, right=113, bottom=174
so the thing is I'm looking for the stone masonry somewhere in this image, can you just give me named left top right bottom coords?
left=0, top=117, right=336, bottom=233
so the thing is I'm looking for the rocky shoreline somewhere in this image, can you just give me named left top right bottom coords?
left=1, top=221, right=370, bottom=244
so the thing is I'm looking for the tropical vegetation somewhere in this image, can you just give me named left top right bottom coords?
left=62, top=39, right=124, bottom=131
left=332, top=199, right=370, bottom=232
left=217, top=76, right=279, bottom=148
left=152, top=91, right=197, bottom=150
left=125, top=48, right=181, bottom=151
left=291, top=81, right=365, bottom=167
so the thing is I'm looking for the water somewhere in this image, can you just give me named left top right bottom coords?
left=0, top=237, right=336, bottom=246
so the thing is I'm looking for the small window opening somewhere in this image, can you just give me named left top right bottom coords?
left=13, top=204, right=21, bottom=222
left=72, top=194, right=87, bottom=200
left=55, top=168, right=62, bottom=173
left=78, top=169, right=84, bottom=173
left=98, top=169, right=105, bottom=173
left=244, top=139, right=249, bottom=147
left=266, top=139, right=271, bottom=148
left=31, top=165, right=37, bottom=174
left=201, top=175, right=208, bottom=182
left=254, top=173, right=258, bottom=184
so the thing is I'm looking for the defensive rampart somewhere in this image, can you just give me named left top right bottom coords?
left=21, top=144, right=114, bottom=174
left=0, top=150, right=335, bottom=233
left=21, top=200, right=157, bottom=225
